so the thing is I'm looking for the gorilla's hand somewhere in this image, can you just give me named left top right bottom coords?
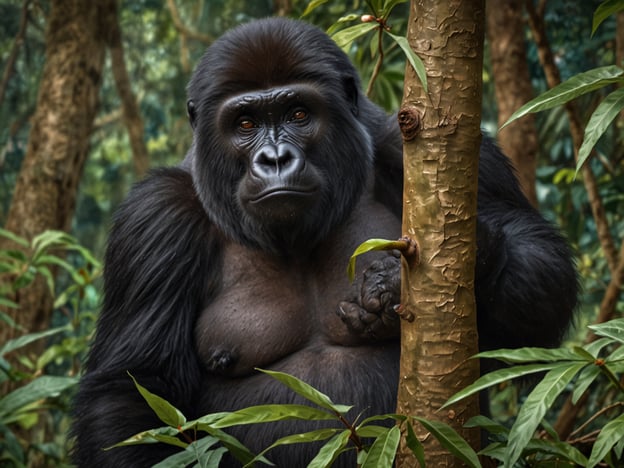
left=337, top=253, right=401, bottom=341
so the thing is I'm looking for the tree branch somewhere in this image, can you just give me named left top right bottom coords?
left=166, top=0, right=213, bottom=45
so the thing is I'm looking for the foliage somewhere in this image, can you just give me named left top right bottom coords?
left=112, top=369, right=483, bottom=468
left=0, top=229, right=100, bottom=467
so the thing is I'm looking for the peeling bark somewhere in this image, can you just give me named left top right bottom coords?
left=396, top=1, right=484, bottom=465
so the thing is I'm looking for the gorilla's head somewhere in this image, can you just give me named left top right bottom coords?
left=187, top=18, right=374, bottom=254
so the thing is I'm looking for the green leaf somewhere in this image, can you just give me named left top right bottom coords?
left=571, top=363, right=601, bottom=404
left=413, top=417, right=481, bottom=468
left=442, top=363, right=565, bottom=409
left=356, top=424, right=392, bottom=438
left=108, top=426, right=188, bottom=449
left=211, top=404, right=336, bottom=428
left=257, top=369, right=351, bottom=414
left=464, top=415, right=509, bottom=435
left=0, top=376, right=77, bottom=422
left=307, top=430, right=351, bottom=468
left=0, top=325, right=69, bottom=357
left=577, top=87, right=624, bottom=174
left=347, top=238, right=401, bottom=282
left=361, top=425, right=400, bottom=468
left=524, top=438, right=588, bottom=466
left=588, top=413, right=624, bottom=467
left=128, top=373, right=186, bottom=428
left=588, top=318, right=624, bottom=344
left=593, top=0, right=624, bottom=36
left=405, top=421, right=425, bottom=467
left=380, top=0, right=408, bottom=19
left=502, top=65, right=624, bottom=128
left=505, top=363, right=586, bottom=467
left=301, top=0, right=330, bottom=17
left=387, top=32, right=428, bottom=93
left=584, top=337, right=613, bottom=358
left=201, top=426, right=261, bottom=466
left=477, top=346, right=582, bottom=364
left=332, top=22, right=378, bottom=49
left=0, top=228, right=29, bottom=247
left=152, top=436, right=222, bottom=468
left=245, top=428, right=339, bottom=467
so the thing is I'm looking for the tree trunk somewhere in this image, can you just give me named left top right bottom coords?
left=486, top=0, right=538, bottom=206
left=1, top=0, right=108, bottom=343
left=396, top=1, right=484, bottom=465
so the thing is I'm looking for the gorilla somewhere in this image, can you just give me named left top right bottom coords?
left=72, top=17, right=577, bottom=467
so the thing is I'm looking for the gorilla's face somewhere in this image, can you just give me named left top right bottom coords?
left=187, top=19, right=374, bottom=255
left=216, top=84, right=328, bottom=226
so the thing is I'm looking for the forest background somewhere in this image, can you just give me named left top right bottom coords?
left=0, top=0, right=623, bottom=466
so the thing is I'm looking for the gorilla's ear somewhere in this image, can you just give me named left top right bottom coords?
left=343, top=76, right=359, bottom=117
left=187, top=99, right=197, bottom=129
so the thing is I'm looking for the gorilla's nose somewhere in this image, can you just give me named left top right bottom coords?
left=251, top=143, right=304, bottom=179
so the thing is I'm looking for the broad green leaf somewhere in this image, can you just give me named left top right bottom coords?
left=0, top=375, right=77, bottom=422
left=202, top=426, right=262, bottom=466
left=502, top=65, right=624, bottom=128
left=593, top=0, right=624, bottom=36
left=128, top=373, right=186, bottom=428
left=152, top=436, right=221, bottom=468
left=405, top=421, right=425, bottom=467
left=387, top=32, right=428, bottom=93
left=588, top=413, right=624, bottom=467
left=588, top=318, right=624, bottom=343
left=577, top=87, right=624, bottom=173
left=245, top=428, right=339, bottom=467
left=0, top=325, right=69, bottom=357
left=464, top=415, right=509, bottom=435
left=107, top=426, right=187, bottom=449
left=505, top=363, right=586, bottom=467
left=301, top=0, right=329, bottom=17
left=571, top=363, right=601, bottom=404
left=442, top=363, right=564, bottom=409
left=380, top=0, right=408, bottom=19
left=584, top=337, right=613, bottom=358
left=347, top=238, right=401, bottom=282
left=356, top=424, right=392, bottom=438
left=413, top=417, right=481, bottom=468
left=476, top=347, right=582, bottom=364
left=524, top=438, right=588, bottom=466
left=332, top=22, right=378, bottom=49
left=307, top=430, right=351, bottom=468
left=361, top=425, right=400, bottom=468
left=257, top=369, right=351, bottom=414
left=211, top=404, right=336, bottom=429
left=0, top=228, right=29, bottom=247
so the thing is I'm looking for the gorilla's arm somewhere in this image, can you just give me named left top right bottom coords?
left=72, top=168, right=219, bottom=466
left=474, top=139, right=578, bottom=352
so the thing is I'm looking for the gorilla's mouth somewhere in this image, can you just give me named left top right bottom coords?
left=250, top=186, right=317, bottom=203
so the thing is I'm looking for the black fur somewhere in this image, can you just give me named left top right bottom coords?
left=72, top=18, right=577, bottom=467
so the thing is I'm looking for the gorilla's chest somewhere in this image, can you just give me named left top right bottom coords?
left=194, top=195, right=401, bottom=376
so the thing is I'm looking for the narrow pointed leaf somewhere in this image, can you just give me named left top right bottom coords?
left=476, top=347, right=581, bottom=363
left=502, top=65, right=624, bottom=128
left=588, top=318, right=624, bottom=343
left=577, top=87, right=624, bottom=173
left=211, top=404, right=336, bottom=428
left=257, top=369, right=351, bottom=414
left=588, top=413, right=624, bottom=467
left=592, top=0, right=624, bottom=35
left=413, top=417, right=481, bottom=468
left=307, top=430, right=351, bottom=468
left=301, top=0, right=329, bottom=17
left=0, top=325, right=69, bottom=357
left=361, top=425, right=400, bottom=468
left=332, top=23, right=378, bottom=49
left=405, top=421, right=425, bottom=467
left=347, top=238, right=402, bottom=281
left=387, top=32, right=428, bottom=93
left=442, top=362, right=563, bottom=409
left=505, top=363, right=586, bottom=467
left=128, top=373, right=186, bottom=428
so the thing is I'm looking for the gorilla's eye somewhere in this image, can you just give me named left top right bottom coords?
left=289, top=109, right=308, bottom=122
left=238, top=119, right=256, bottom=130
